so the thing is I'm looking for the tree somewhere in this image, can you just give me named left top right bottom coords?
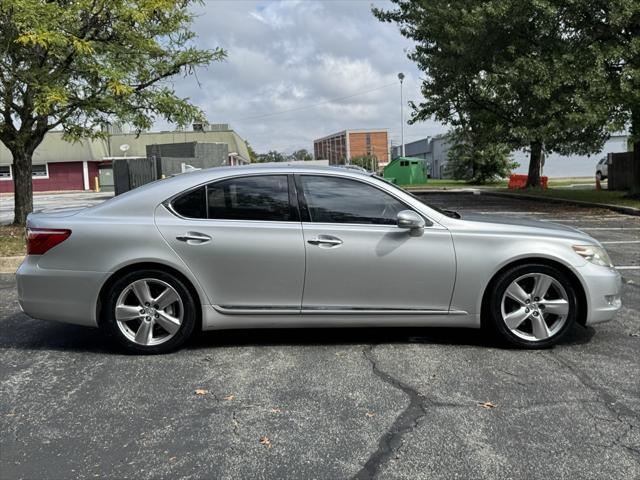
left=373, top=1, right=617, bottom=188
left=256, top=150, right=285, bottom=163
left=0, top=0, right=225, bottom=225
left=562, top=1, right=640, bottom=191
left=288, top=149, right=313, bottom=161
left=349, top=154, right=379, bottom=172
left=246, top=142, right=258, bottom=163
left=446, top=129, right=518, bottom=184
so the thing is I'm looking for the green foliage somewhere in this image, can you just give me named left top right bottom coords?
left=0, top=0, right=224, bottom=224
left=255, top=150, right=285, bottom=163
left=374, top=0, right=620, bottom=187
left=253, top=149, right=313, bottom=163
left=349, top=154, right=378, bottom=172
left=562, top=1, right=640, bottom=151
left=0, top=0, right=224, bottom=140
left=288, top=149, right=313, bottom=161
left=246, top=142, right=258, bottom=163
left=446, top=131, right=518, bottom=184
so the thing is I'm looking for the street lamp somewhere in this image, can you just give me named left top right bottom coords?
left=398, top=72, right=405, bottom=157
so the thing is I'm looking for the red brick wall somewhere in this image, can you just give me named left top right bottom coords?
left=348, top=131, right=389, bottom=163
left=0, top=162, right=99, bottom=193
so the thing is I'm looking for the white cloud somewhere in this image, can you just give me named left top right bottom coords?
left=156, top=0, right=447, bottom=154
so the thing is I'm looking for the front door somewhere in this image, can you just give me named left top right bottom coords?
left=155, top=174, right=305, bottom=312
left=297, top=174, right=456, bottom=312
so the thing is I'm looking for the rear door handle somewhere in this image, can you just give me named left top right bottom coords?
left=307, top=235, right=343, bottom=247
left=176, top=232, right=212, bottom=244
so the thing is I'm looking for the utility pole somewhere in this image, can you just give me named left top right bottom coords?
left=398, top=72, right=405, bottom=157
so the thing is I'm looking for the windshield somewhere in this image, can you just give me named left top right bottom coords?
left=372, top=175, right=461, bottom=218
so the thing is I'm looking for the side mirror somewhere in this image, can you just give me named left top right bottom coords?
left=397, top=210, right=425, bottom=236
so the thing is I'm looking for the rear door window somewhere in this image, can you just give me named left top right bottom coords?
left=207, top=175, right=292, bottom=221
left=170, top=175, right=293, bottom=221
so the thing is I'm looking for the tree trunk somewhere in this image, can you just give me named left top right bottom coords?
left=631, top=107, right=640, bottom=194
left=526, top=140, right=543, bottom=188
left=11, top=147, right=33, bottom=226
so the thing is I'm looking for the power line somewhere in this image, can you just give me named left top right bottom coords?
left=231, top=82, right=397, bottom=122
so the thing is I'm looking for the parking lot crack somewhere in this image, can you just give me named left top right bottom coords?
left=232, top=411, right=240, bottom=436
left=352, top=345, right=429, bottom=480
left=547, top=352, right=638, bottom=420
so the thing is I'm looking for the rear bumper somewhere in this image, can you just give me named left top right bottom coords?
left=578, top=263, right=622, bottom=325
left=16, top=256, right=106, bottom=327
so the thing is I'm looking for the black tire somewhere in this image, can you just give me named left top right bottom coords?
left=596, top=171, right=603, bottom=181
left=486, top=263, right=578, bottom=349
left=102, top=269, right=197, bottom=354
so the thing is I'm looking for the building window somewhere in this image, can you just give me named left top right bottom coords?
left=32, top=164, right=48, bottom=178
left=0, top=165, right=11, bottom=180
left=366, top=133, right=372, bottom=155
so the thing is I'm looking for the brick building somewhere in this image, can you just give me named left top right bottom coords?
left=313, top=129, right=389, bottom=166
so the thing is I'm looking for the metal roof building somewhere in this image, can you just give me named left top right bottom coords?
left=0, top=124, right=250, bottom=193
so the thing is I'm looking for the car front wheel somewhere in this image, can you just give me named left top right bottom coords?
left=103, top=270, right=197, bottom=354
left=488, top=264, right=578, bottom=348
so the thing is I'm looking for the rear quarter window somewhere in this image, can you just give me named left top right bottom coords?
left=171, top=186, right=207, bottom=219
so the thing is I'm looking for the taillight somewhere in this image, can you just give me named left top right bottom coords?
left=26, top=228, right=72, bottom=255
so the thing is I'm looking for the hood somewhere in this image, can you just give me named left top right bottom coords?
left=453, top=213, right=597, bottom=243
left=461, top=213, right=583, bottom=234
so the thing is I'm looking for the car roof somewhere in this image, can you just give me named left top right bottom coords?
left=188, top=163, right=373, bottom=176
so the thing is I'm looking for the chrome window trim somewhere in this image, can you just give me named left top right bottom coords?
left=162, top=170, right=441, bottom=227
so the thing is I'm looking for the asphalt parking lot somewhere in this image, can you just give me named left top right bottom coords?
left=0, top=192, right=114, bottom=225
left=1, top=192, right=638, bottom=479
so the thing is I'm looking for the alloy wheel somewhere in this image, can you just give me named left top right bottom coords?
left=115, top=278, right=184, bottom=346
left=500, top=273, right=570, bottom=342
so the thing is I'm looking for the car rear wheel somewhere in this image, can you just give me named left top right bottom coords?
left=488, top=264, right=577, bottom=348
left=103, top=270, right=196, bottom=354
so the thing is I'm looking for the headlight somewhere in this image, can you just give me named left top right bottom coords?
left=572, top=245, right=614, bottom=267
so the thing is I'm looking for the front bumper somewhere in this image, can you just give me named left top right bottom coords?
left=16, top=256, right=107, bottom=327
left=577, top=262, right=623, bottom=325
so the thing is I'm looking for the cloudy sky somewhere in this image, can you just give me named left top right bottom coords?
left=158, top=0, right=448, bottom=155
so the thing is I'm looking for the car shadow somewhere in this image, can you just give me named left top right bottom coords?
left=0, top=312, right=596, bottom=354
left=0, top=313, right=117, bottom=354
left=187, top=325, right=498, bottom=351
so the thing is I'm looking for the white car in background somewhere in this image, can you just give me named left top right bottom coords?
left=595, top=157, right=608, bottom=181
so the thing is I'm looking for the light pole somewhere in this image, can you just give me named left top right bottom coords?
left=398, top=72, right=405, bottom=157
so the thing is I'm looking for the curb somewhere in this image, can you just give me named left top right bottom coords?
left=0, top=256, right=24, bottom=274
left=481, top=191, right=640, bottom=217
left=407, top=188, right=482, bottom=194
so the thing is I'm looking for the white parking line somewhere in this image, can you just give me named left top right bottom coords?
left=615, top=266, right=640, bottom=270
left=580, top=227, right=640, bottom=231
left=476, top=211, right=550, bottom=215
left=546, top=218, right=636, bottom=222
left=600, top=240, right=640, bottom=244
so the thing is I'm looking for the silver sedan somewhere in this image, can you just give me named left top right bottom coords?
left=17, top=165, right=622, bottom=353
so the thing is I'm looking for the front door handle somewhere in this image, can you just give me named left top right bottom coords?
left=307, top=235, right=343, bottom=247
left=176, top=232, right=212, bottom=244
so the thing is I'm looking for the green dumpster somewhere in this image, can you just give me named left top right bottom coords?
left=383, top=157, right=428, bottom=186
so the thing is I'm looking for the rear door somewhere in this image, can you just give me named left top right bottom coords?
left=296, top=174, right=456, bottom=313
left=155, top=174, right=305, bottom=312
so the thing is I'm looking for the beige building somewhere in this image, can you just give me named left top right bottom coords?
left=0, top=124, right=250, bottom=193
